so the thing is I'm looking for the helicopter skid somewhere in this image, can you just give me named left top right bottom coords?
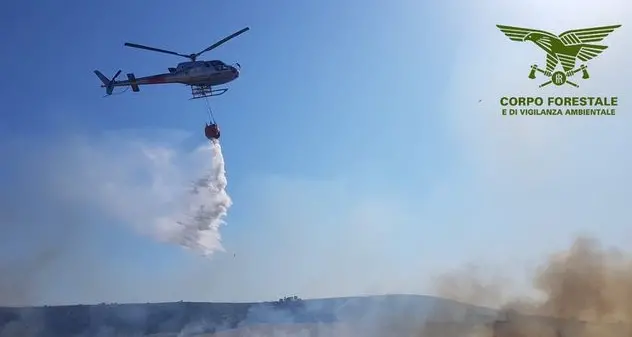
left=189, top=85, right=228, bottom=100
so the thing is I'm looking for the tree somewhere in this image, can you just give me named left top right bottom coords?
left=272, top=296, right=304, bottom=311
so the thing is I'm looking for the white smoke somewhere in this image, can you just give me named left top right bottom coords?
left=155, top=139, right=232, bottom=256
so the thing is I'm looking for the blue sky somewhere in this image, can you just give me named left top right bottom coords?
left=1, top=0, right=632, bottom=306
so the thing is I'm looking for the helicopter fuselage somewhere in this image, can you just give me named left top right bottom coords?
left=108, top=60, right=239, bottom=88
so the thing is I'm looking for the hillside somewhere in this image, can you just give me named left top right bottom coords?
left=0, top=294, right=499, bottom=337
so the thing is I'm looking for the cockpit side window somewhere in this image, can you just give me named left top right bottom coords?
left=209, top=60, right=227, bottom=71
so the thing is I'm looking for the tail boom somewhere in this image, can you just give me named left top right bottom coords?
left=94, top=70, right=180, bottom=96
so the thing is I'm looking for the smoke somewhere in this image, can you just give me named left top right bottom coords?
left=0, top=247, right=64, bottom=306
left=0, top=131, right=233, bottom=310
left=433, top=235, right=632, bottom=337
left=0, top=136, right=94, bottom=307
left=156, top=139, right=232, bottom=257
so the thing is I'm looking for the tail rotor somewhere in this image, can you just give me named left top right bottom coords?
left=94, top=69, right=122, bottom=96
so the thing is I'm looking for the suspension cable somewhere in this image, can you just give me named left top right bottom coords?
left=203, top=96, right=216, bottom=123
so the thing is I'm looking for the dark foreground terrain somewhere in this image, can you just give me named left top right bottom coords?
left=0, top=294, right=499, bottom=336
left=6, top=294, right=624, bottom=337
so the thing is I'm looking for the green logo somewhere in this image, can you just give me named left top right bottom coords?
left=496, top=24, right=621, bottom=88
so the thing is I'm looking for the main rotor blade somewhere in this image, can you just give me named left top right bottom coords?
left=124, top=42, right=190, bottom=58
left=194, top=27, right=250, bottom=58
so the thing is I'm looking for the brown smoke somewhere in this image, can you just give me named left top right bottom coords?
left=432, top=235, right=632, bottom=337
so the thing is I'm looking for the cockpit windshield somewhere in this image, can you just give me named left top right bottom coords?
left=207, top=60, right=229, bottom=71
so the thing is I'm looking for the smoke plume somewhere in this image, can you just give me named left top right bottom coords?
left=156, top=139, right=232, bottom=256
left=433, top=235, right=632, bottom=337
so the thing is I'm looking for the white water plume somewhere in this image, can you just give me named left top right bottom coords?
left=157, top=139, right=232, bottom=256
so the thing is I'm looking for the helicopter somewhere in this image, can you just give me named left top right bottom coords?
left=94, top=27, right=249, bottom=100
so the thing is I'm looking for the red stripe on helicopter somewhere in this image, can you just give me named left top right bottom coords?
left=146, top=76, right=167, bottom=84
